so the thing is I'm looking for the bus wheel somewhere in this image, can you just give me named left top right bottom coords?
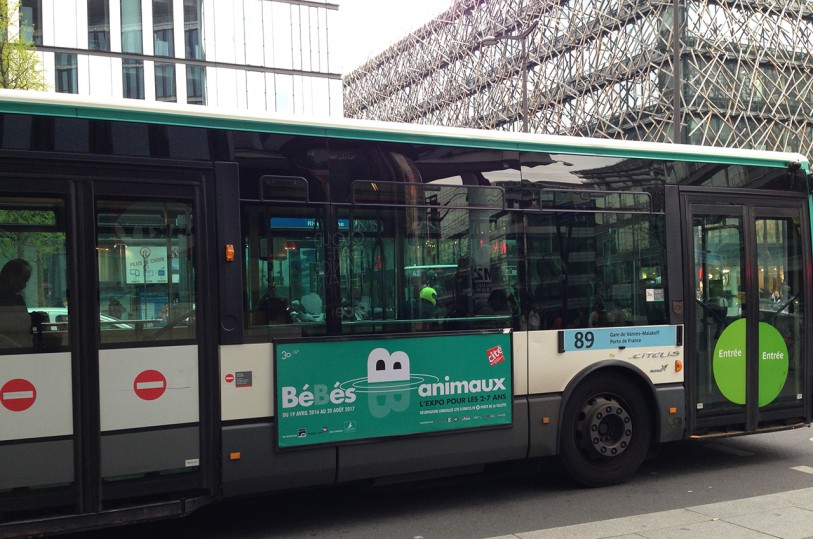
left=559, top=373, right=651, bottom=487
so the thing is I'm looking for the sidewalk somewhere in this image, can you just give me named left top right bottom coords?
left=488, top=486, right=813, bottom=538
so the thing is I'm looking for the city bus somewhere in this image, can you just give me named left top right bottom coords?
left=0, top=89, right=810, bottom=536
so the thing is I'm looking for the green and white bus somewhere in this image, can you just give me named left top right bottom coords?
left=0, top=89, right=810, bottom=536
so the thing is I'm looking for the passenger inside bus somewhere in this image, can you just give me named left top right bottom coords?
left=294, top=292, right=324, bottom=322
left=399, top=285, right=437, bottom=320
left=0, top=259, right=44, bottom=348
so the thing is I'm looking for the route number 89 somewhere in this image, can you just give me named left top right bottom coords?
left=573, top=331, right=594, bottom=349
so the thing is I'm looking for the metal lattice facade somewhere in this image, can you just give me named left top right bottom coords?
left=343, top=0, right=813, bottom=157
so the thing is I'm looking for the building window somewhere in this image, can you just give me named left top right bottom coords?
left=87, top=0, right=110, bottom=51
left=153, top=0, right=174, bottom=57
left=55, top=53, right=78, bottom=94
left=121, top=0, right=143, bottom=99
left=184, top=0, right=204, bottom=105
left=186, top=65, right=205, bottom=105
left=123, top=59, right=144, bottom=99
left=20, top=0, right=42, bottom=45
left=156, top=62, right=176, bottom=102
left=184, top=0, right=203, bottom=60
left=121, top=0, right=143, bottom=54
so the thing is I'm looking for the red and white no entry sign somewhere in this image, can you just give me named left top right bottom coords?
left=225, top=373, right=234, bottom=383
left=133, top=369, right=167, bottom=401
left=0, top=378, right=37, bottom=412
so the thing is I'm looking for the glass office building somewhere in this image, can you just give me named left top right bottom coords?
left=21, top=0, right=342, bottom=116
left=344, top=0, right=813, bottom=156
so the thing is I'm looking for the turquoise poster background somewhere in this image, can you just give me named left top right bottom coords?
left=276, top=332, right=512, bottom=448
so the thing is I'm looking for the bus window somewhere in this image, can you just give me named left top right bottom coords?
left=0, top=199, right=68, bottom=351
left=96, top=200, right=196, bottom=343
left=337, top=202, right=521, bottom=334
left=334, top=211, right=395, bottom=325
left=525, top=211, right=667, bottom=330
left=242, top=205, right=326, bottom=338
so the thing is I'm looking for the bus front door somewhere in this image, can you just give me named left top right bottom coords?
left=685, top=195, right=809, bottom=433
left=0, top=176, right=208, bottom=521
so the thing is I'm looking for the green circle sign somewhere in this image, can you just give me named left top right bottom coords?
left=757, top=322, right=790, bottom=406
left=712, top=319, right=789, bottom=407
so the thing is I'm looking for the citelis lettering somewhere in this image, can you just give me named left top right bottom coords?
left=630, top=350, right=680, bottom=360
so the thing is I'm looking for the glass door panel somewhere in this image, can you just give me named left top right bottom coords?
left=95, top=194, right=202, bottom=502
left=755, top=214, right=805, bottom=410
left=0, top=195, right=73, bottom=508
left=692, top=210, right=746, bottom=418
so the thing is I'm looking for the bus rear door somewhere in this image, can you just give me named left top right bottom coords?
left=0, top=172, right=209, bottom=524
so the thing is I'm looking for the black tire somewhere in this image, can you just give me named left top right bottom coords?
left=558, top=373, right=652, bottom=487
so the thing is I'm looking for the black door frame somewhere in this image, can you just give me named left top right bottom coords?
left=0, top=155, right=218, bottom=515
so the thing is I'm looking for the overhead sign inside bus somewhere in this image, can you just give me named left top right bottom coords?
left=269, top=217, right=350, bottom=230
left=126, top=246, right=168, bottom=284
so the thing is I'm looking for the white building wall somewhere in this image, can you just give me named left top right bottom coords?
left=141, top=1, right=153, bottom=56
left=244, top=1, right=265, bottom=68
left=28, top=0, right=341, bottom=116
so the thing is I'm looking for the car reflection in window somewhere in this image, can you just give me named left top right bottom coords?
left=28, top=307, right=134, bottom=330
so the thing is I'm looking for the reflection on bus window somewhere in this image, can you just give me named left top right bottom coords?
left=0, top=198, right=68, bottom=351
left=336, top=203, right=521, bottom=335
left=242, top=206, right=327, bottom=338
left=756, top=216, right=804, bottom=409
left=526, top=211, right=667, bottom=330
left=96, top=200, right=196, bottom=344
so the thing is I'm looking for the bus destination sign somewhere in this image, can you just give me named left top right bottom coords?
left=558, top=325, right=679, bottom=353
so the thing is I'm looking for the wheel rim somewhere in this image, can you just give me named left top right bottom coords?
left=575, top=395, right=633, bottom=459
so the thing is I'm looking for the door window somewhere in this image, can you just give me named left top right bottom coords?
left=0, top=198, right=68, bottom=351
left=693, top=213, right=745, bottom=415
left=755, top=216, right=804, bottom=409
left=96, top=200, right=196, bottom=344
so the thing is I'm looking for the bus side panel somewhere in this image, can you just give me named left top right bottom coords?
left=335, top=398, right=528, bottom=482
left=220, top=343, right=274, bottom=421
left=0, top=441, right=74, bottom=491
left=0, top=351, right=74, bottom=491
left=527, top=329, right=684, bottom=395
left=220, top=342, right=337, bottom=497
left=221, top=423, right=336, bottom=497
left=655, top=385, right=686, bottom=443
left=101, top=428, right=200, bottom=478
left=527, top=328, right=686, bottom=448
left=527, top=395, right=561, bottom=458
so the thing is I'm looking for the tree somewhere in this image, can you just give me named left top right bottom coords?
left=0, top=0, right=47, bottom=90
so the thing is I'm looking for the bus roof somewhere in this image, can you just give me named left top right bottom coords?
left=0, top=89, right=808, bottom=171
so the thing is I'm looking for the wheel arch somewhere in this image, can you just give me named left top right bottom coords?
left=556, top=360, right=660, bottom=452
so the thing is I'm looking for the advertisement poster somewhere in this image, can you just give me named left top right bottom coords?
left=276, top=332, right=512, bottom=448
